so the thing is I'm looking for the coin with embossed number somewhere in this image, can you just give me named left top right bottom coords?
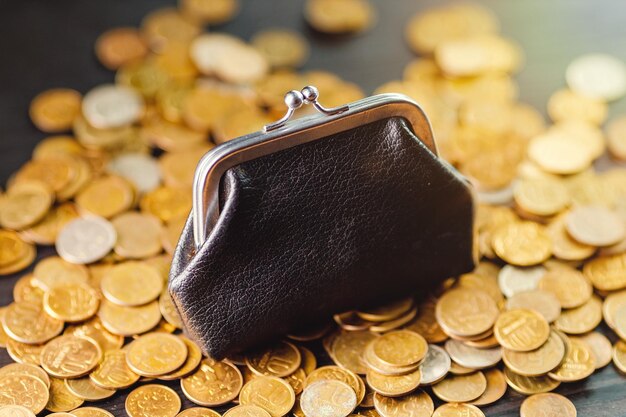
left=366, top=367, right=421, bottom=397
left=494, top=309, right=550, bottom=352
left=126, top=385, right=181, bottom=417
left=373, top=389, right=434, bottom=417
left=239, top=376, right=295, bottom=417
left=548, top=338, right=595, bottom=382
left=90, top=349, right=140, bottom=389
left=41, top=335, right=103, bottom=378
left=246, top=341, right=301, bottom=378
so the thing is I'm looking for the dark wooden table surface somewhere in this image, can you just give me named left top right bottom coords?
left=2, top=1, right=626, bottom=416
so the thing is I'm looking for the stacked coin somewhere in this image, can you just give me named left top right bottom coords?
left=2, top=1, right=626, bottom=417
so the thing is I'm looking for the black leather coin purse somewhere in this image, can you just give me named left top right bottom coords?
left=169, top=86, right=476, bottom=359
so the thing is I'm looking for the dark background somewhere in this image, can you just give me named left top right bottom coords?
left=2, top=0, right=626, bottom=416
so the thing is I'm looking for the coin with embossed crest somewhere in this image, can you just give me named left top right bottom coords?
left=502, top=330, right=565, bottom=376
left=494, top=309, right=550, bottom=352
left=419, top=344, right=451, bottom=385
left=246, top=340, right=301, bottom=378
left=300, top=380, right=357, bottom=417
left=548, top=338, right=595, bottom=382
left=366, top=366, right=421, bottom=397
left=373, top=390, right=434, bottom=417
left=2, top=301, right=64, bottom=344
left=432, top=372, right=487, bottom=403
left=126, top=333, right=187, bottom=377
left=41, top=335, right=103, bottom=378
left=90, top=349, right=140, bottom=389
left=520, top=393, right=576, bottom=417
left=126, top=384, right=181, bottom=417
left=0, top=363, right=50, bottom=388
left=181, top=358, right=243, bottom=406
left=0, top=374, right=49, bottom=414
left=56, top=216, right=117, bottom=264
left=43, top=283, right=100, bottom=322
left=435, top=288, right=498, bottom=338
left=239, top=376, right=295, bottom=417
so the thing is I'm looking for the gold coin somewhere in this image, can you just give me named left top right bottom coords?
left=111, top=211, right=164, bottom=259
left=432, top=372, right=487, bottom=403
left=246, top=340, right=301, bottom=378
left=300, top=380, right=357, bottom=417
left=12, top=274, right=44, bottom=305
left=528, top=133, right=593, bottom=175
left=305, top=365, right=364, bottom=404
left=369, top=330, right=427, bottom=368
left=252, top=29, right=309, bottom=69
left=468, top=368, right=507, bottom=406
left=538, top=267, right=593, bottom=309
left=573, top=332, right=613, bottom=369
left=140, top=185, right=192, bottom=223
left=75, top=175, right=135, bottom=219
left=98, top=299, right=162, bottom=336
left=405, top=297, right=448, bottom=343
left=491, top=221, right=552, bottom=266
left=101, top=261, right=164, bottom=306
left=502, top=330, right=565, bottom=376
left=65, top=317, right=124, bottom=353
left=70, top=407, right=115, bottom=417
left=181, top=358, right=243, bottom=406
left=503, top=367, right=560, bottom=395
left=0, top=374, right=49, bottom=414
left=32, top=256, right=90, bottom=292
left=305, top=0, right=376, bottom=34
left=284, top=368, right=306, bottom=395
left=0, top=230, right=30, bottom=267
left=41, top=335, right=103, bottom=378
left=584, top=253, right=626, bottom=291
left=547, top=214, right=596, bottom=261
left=554, top=295, right=603, bottom=334
left=0, top=307, right=9, bottom=347
left=179, top=0, right=239, bottom=24
left=21, top=202, right=80, bottom=245
left=494, top=309, right=550, bottom=352
left=176, top=408, right=222, bottom=417
left=13, top=156, right=74, bottom=194
left=46, top=377, right=84, bottom=412
left=2, top=301, right=64, bottom=344
left=0, top=181, right=53, bottom=230
left=64, top=377, right=116, bottom=401
left=125, top=384, right=182, bottom=417
left=432, top=403, right=484, bottom=417
left=90, top=349, right=140, bottom=389
left=365, top=367, right=421, bottom=397
left=95, top=27, right=148, bottom=70
left=331, top=331, right=378, bottom=375
left=126, top=333, right=188, bottom=377
left=158, top=290, right=184, bottom=330
left=239, top=376, right=295, bottom=417
left=566, top=205, right=626, bottom=247
left=6, top=339, right=45, bottom=365
left=160, top=336, right=202, bottom=380
left=29, top=88, right=82, bottom=133
left=298, top=346, right=318, bottom=375
left=505, top=290, right=561, bottom=323
left=373, top=389, right=434, bottom=417
left=223, top=405, right=272, bottom=417
left=435, top=288, right=499, bottom=338
left=513, top=178, right=569, bottom=217
left=0, top=405, right=37, bottom=417
left=607, top=115, right=626, bottom=160
left=548, top=338, right=595, bottom=381
left=547, top=88, right=607, bottom=126
left=158, top=145, right=211, bottom=188
left=0, top=362, right=50, bottom=388
left=357, top=298, right=414, bottom=323
left=368, top=306, right=418, bottom=333
left=457, top=272, right=504, bottom=306
left=520, top=393, right=576, bottom=417
left=613, top=340, right=626, bottom=373
left=443, top=339, right=501, bottom=369
left=43, top=282, right=100, bottom=322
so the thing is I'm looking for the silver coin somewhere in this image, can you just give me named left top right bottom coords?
left=56, top=216, right=117, bottom=264
left=566, top=53, right=626, bottom=101
left=107, top=153, right=161, bottom=193
left=444, top=339, right=502, bottom=370
left=419, top=344, right=451, bottom=385
left=498, top=264, right=546, bottom=298
left=82, top=84, right=144, bottom=129
left=300, top=380, right=357, bottom=417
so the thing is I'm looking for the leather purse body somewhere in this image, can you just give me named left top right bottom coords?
left=170, top=88, right=476, bottom=359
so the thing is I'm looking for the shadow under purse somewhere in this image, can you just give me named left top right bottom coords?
left=169, top=86, right=476, bottom=359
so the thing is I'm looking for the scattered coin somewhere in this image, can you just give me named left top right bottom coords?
left=418, top=344, right=451, bottom=385
left=566, top=205, right=626, bottom=247
left=444, top=339, right=501, bottom=369
left=126, top=333, right=188, bottom=377
left=566, top=53, right=626, bottom=101
left=432, top=372, right=487, bottom=403
left=125, top=384, right=181, bottom=417
left=82, top=84, right=144, bottom=129
left=0, top=375, right=49, bottom=414
left=29, top=88, right=82, bottom=133
left=41, top=335, right=102, bottom=378
left=55, top=217, right=117, bottom=264
left=502, top=329, right=566, bottom=376
left=252, top=29, right=310, bottom=69
left=181, top=358, right=243, bottom=406
left=548, top=338, right=595, bottom=382
left=246, top=340, right=301, bottom=378
left=43, top=282, right=100, bottom=322
left=222, top=405, right=272, bottom=417
left=432, top=403, right=485, bottom=417
left=301, top=380, right=357, bottom=417
left=435, top=288, right=499, bottom=339
left=239, top=376, right=295, bottom=417
left=505, top=289, right=561, bottom=323
left=101, top=261, right=164, bottom=306
left=573, top=332, right=613, bottom=369
left=520, top=393, right=577, bottom=417
left=305, top=0, right=376, bottom=34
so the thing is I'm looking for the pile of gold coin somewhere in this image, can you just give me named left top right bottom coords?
left=2, top=1, right=626, bottom=417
